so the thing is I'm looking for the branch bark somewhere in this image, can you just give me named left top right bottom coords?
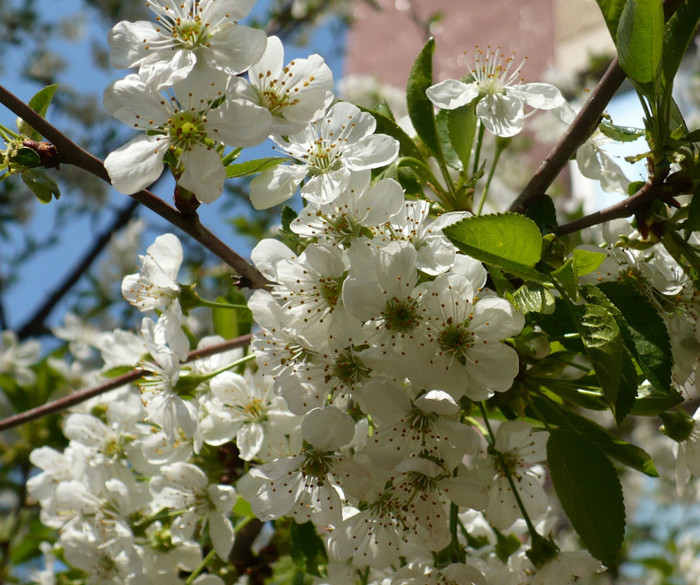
left=0, top=84, right=271, bottom=290
left=0, top=333, right=252, bottom=432
left=556, top=181, right=661, bottom=236
left=509, top=58, right=626, bottom=214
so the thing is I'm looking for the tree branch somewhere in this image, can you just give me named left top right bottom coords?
left=0, top=333, right=252, bottom=431
left=556, top=181, right=661, bottom=236
left=509, top=58, right=626, bottom=214
left=16, top=199, right=140, bottom=340
left=0, top=84, right=271, bottom=290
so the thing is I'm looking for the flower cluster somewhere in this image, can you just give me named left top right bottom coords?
left=15, top=0, right=700, bottom=583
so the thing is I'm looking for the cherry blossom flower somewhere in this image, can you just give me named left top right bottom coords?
left=150, top=462, right=237, bottom=559
left=426, top=47, right=565, bottom=137
left=104, top=67, right=270, bottom=202
left=249, top=102, right=399, bottom=209
left=231, top=35, right=334, bottom=135
left=108, top=0, right=266, bottom=89
left=290, top=170, right=404, bottom=246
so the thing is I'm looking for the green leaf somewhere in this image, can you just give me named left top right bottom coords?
left=436, top=109, right=463, bottom=170
left=597, top=282, right=672, bottom=394
left=547, top=429, right=625, bottom=566
left=447, top=103, right=477, bottom=172
left=16, top=84, right=58, bottom=140
left=662, top=0, right=700, bottom=87
left=576, top=303, right=623, bottom=413
left=572, top=248, right=606, bottom=277
left=443, top=213, right=547, bottom=281
left=531, top=395, right=657, bottom=476
left=290, top=521, right=327, bottom=577
left=598, top=120, right=645, bottom=142
left=10, top=147, right=41, bottom=167
left=21, top=168, right=60, bottom=203
left=552, top=259, right=578, bottom=301
left=631, top=384, right=683, bottom=415
left=406, top=39, right=442, bottom=160
left=281, top=205, right=298, bottom=233
left=616, top=0, right=664, bottom=85
left=360, top=107, right=423, bottom=160
left=225, top=157, right=286, bottom=178
left=594, top=0, right=627, bottom=40
left=513, top=283, right=555, bottom=315
left=525, top=194, right=558, bottom=235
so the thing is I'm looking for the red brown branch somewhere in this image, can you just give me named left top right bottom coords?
left=0, top=333, right=252, bottom=432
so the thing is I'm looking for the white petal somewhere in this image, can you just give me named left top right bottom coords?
left=105, top=134, right=168, bottom=193
left=179, top=146, right=225, bottom=203
left=426, top=79, right=479, bottom=109
left=476, top=94, right=524, bottom=137
left=250, top=164, right=306, bottom=210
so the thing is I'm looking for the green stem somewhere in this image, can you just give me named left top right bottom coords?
left=185, top=548, right=217, bottom=585
left=221, top=147, right=242, bottom=167
left=472, top=122, right=486, bottom=177
left=199, top=353, right=256, bottom=381
left=0, top=124, right=20, bottom=141
left=197, top=297, right=251, bottom=311
left=476, top=140, right=506, bottom=215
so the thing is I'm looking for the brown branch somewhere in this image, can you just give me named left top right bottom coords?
left=0, top=84, right=271, bottom=290
left=509, top=58, right=626, bottom=214
left=509, top=0, right=685, bottom=215
left=0, top=333, right=252, bottom=432
left=556, top=181, right=660, bottom=236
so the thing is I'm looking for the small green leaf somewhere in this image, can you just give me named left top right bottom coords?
left=662, top=0, right=700, bottom=88
left=572, top=248, right=606, bottom=277
left=598, top=120, right=645, bottom=142
left=513, top=283, right=555, bottom=315
left=597, top=282, right=672, bottom=394
left=576, top=303, right=623, bottom=413
left=10, top=147, right=41, bottom=167
left=525, top=194, right=558, bottom=235
left=212, top=290, right=251, bottom=339
left=17, top=84, right=59, bottom=140
left=447, top=103, right=477, bottom=172
left=281, top=205, right=298, bottom=233
left=547, top=429, right=625, bottom=566
left=436, top=109, right=463, bottom=170
left=290, top=521, right=327, bottom=577
left=407, top=39, right=442, bottom=160
left=552, top=259, right=578, bottom=301
left=225, top=157, right=286, bottom=178
left=443, top=213, right=547, bottom=281
left=21, top=168, right=60, bottom=203
left=616, top=0, right=664, bottom=85
left=360, top=107, right=423, bottom=160
left=631, top=384, right=683, bottom=415
left=594, top=0, right=627, bottom=41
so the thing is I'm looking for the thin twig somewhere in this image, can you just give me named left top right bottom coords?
left=0, top=333, right=252, bottom=432
left=556, top=181, right=660, bottom=236
left=509, top=0, right=685, bottom=215
left=509, top=59, right=626, bottom=214
left=0, top=84, right=271, bottom=289
left=16, top=199, right=140, bottom=340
